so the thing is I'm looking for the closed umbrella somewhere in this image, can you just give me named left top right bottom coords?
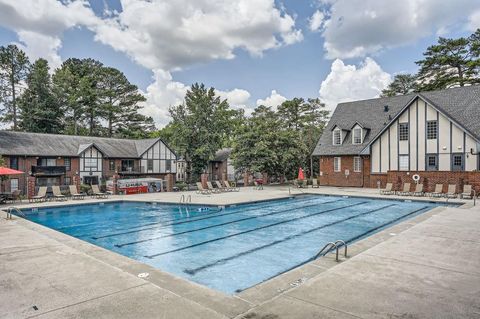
left=297, top=167, right=305, bottom=180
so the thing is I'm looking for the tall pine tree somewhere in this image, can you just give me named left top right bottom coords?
left=18, top=59, right=63, bottom=133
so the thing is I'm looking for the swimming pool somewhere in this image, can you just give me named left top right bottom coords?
left=21, top=195, right=444, bottom=294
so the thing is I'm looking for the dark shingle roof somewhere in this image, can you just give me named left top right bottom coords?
left=212, top=148, right=232, bottom=162
left=313, top=85, right=480, bottom=156
left=0, top=131, right=163, bottom=158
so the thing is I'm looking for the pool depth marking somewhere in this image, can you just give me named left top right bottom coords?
left=184, top=203, right=397, bottom=275
left=144, top=201, right=368, bottom=259
left=114, top=199, right=341, bottom=247
left=92, top=197, right=334, bottom=240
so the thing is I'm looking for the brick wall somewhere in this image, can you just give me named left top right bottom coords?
left=319, top=155, right=369, bottom=187
left=386, top=171, right=480, bottom=193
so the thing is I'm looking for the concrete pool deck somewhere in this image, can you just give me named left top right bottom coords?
left=1, top=186, right=479, bottom=318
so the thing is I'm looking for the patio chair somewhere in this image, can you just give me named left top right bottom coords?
left=196, top=182, right=211, bottom=195
left=91, top=184, right=108, bottom=199
left=69, top=185, right=85, bottom=200
left=311, top=178, right=319, bottom=188
left=30, top=186, right=47, bottom=203
left=445, top=184, right=457, bottom=198
left=224, top=180, right=240, bottom=192
left=215, top=181, right=227, bottom=192
left=51, top=186, right=67, bottom=201
left=429, top=184, right=444, bottom=198
left=380, top=183, right=394, bottom=195
left=411, top=184, right=424, bottom=197
left=397, top=183, right=411, bottom=196
left=7, top=190, right=22, bottom=203
left=461, top=185, right=473, bottom=199
left=207, top=181, right=222, bottom=193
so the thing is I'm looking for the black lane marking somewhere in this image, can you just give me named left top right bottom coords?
left=183, top=204, right=396, bottom=275
left=92, top=197, right=329, bottom=240
left=144, top=201, right=367, bottom=259
left=115, top=199, right=340, bottom=247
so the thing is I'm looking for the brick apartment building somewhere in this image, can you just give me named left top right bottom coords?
left=312, top=86, right=480, bottom=193
left=0, top=131, right=177, bottom=195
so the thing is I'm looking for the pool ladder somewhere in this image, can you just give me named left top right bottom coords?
left=5, top=207, right=26, bottom=220
left=179, top=194, right=192, bottom=204
left=315, top=240, right=347, bottom=262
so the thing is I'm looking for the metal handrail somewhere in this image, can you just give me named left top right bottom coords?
left=187, top=195, right=192, bottom=203
left=6, top=207, right=25, bottom=219
left=334, top=240, right=348, bottom=258
left=179, top=194, right=185, bottom=204
left=315, top=242, right=338, bottom=260
left=474, top=189, right=477, bottom=206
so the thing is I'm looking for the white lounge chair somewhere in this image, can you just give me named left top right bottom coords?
left=52, top=186, right=67, bottom=201
left=411, top=184, right=424, bottom=197
left=91, top=184, right=108, bottom=199
left=446, top=184, right=457, bottom=198
left=30, top=186, right=47, bottom=203
left=380, top=183, right=394, bottom=195
left=397, top=183, right=411, bottom=196
left=207, top=181, right=221, bottom=193
left=461, top=185, right=473, bottom=199
left=69, top=185, right=85, bottom=200
left=196, top=182, right=211, bottom=195
left=311, top=178, right=319, bottom=188
left=224, top=181, right=239, bottom=192
left=429, top=184, right=444, bottom=198
left=215, top=180, right=227, bottom=192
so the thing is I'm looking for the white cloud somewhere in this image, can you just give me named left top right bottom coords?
left=93, top=0, right=303, bottom=70
left=0, top=0, right=99, bottom=68
left=314, top=0, right=480, bottom=59
left=309, top=10, right=325, bottom=32
left=256, top=90, right=287, bottom=108
left=216, top=88, right=252, bottom=113
left=319, top=58, right=391, bottom=109
left=468, top=10, right=480, bottom=31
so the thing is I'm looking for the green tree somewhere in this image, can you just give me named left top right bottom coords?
left=18, top=59, right=63, bottom=133
left=0, top=44, right=30, bottom=130
left=381, top=74, right=419, bottom=97
left=98, top=67, right=154, bottom=138
left=416, top=30, right=480, bottom=90
left=166, top=83, right=244, bottom=180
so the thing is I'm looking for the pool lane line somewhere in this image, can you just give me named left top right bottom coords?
left=114, top=199, right=343, bottom=247
left=92, top=197, right=334, bottom=240
left=232, top=204, right=431, bottom=294
left=144, top=201, right=368, bottom=259
left=183, top=203, right=397, bottom=275
left=89, top=196, right=322, bottom=238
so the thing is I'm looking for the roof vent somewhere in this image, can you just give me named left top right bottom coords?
left=384, top=105, right=389, bottom=112
left=388, top=114, right=392, bottom=121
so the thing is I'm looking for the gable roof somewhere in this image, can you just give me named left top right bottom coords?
left=0, top=131, right=173, bottom=158
left=312, top=85, right=480, bottom=156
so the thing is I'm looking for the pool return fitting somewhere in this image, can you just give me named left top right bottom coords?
left=315, top=240, right=348, bottom=262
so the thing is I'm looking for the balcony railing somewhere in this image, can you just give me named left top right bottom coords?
left=117, top=166, right=145, bottom=174
left=31, top=166, right=67, bottom=176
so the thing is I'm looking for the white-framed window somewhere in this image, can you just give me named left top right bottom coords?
left=427, top=121, right=437, bottom=140
left=334, top=157, right=341, bottom=172
left=353, top=157, right=362, bottom=172
left=84, top=158, right=97, bottom=168
left=10, top=178, right=18, bottom=191
left=399, top=123, right=409, bottom=141
left=353, top=128, right=362, bottom=144
left=147, top=159, right=154, bottom=171
left=399, top=155, right=409, bottom=171
left=333, top=128, right=342, bottom=145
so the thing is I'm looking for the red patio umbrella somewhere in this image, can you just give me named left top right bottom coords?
left=297, top=167, right=305, bottom=180
left=0, top=167, right=24, bottom=193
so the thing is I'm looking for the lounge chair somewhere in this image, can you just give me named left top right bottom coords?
left=380, top=183, right=394, bottom=195
left=397, top=183, right=411, bottom=196
left=224, top=180, right=240, bottom=192
left=51, top=186, right=67, bottom=201
left=30, top=186, right=47, bottom=203
left=411, top=184, right=424, bottom=197
left=311, top=178, right=319, bottom=188
left=7, top=190, right=22, bottom=203
left=91, top=184, right=108, bottom=199
left=445, top=184, right=457, bottom=198
left=196, top=182, right=211, bottom=195
left=69, top=185, right=85, bottom=200
left=461, top=185, right=473, bottom=199
left=207, top=181, right=221, bottom=193
left=429, top=184, right=444, bottom=198
left=215, top=181, right=227, bottom=192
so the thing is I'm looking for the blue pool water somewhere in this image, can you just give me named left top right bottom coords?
left=22, top=195, right=445, bottom=294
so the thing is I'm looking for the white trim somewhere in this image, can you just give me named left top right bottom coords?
left=333, top=128, right=342, bottom=145
left=334, top=157, right=341, bottom=172
left=352, top=127, right=363, bottom=144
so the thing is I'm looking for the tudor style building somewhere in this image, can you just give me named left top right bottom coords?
left=313, top=86, right=480, bottom=192
left=0, top=131, right=177, bottom=194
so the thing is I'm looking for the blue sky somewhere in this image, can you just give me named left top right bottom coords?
left=0, top=0, right=479, bottom=126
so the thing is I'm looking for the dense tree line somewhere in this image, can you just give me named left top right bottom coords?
left=0, top=45, right=155, bottom=137
left=381, top=29, right=480, bottom=97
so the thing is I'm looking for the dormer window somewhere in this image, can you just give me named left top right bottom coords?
left=353, top=127, right=362, bottom=144
left=333, top=128, right=342, bottom=145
